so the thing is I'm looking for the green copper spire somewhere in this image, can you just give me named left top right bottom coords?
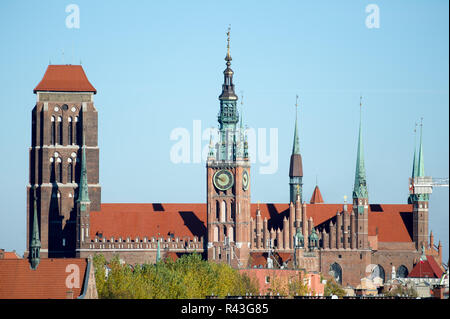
left=77, top=136, right=90, bottom=204
left=30, top=187, right=41, bottom=270
left=353, top=97, right=368, bottom=199
left=417, top=119, right=425, bottom=177
left=412, top=123, right=419, bottom=179
left=292, top=95, right=300, bottom=155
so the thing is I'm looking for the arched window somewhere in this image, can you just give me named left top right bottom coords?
left=329, top=262, right=343, bottom=285
left=67, top=160, right=73, bottom=183
left=49, top=159, right=55, bottom=183
left=369, top=264, right=385, bottom=284
left=74, top=116, right=79, bottom=144
left=68, top=117, right=73, bottom=144
left=51, top=116, right=55, bottom=145
left=57, top=157, right=62, bottom=183
left=216, top=201, right=220, bottom=221
left=213, top=226, right=219, bottom=242
left=397, top=265, right=409, bottom=278
left=230, top=201, right=235, bottom=220
left=58, top=116, right=63, bottom=145
left=221, top=201, right=226, bottom=222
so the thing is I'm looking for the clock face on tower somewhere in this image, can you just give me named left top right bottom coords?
left=242, top=169, right=249, bottom=191
left=213, top=169, right=234, bottom=191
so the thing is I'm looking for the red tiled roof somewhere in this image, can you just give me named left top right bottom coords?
left=408, top=255, right=444, bottom=278
left=90, top=203, right=413, bottom=243
left=34, top=65, right=96, bottom=93
left=0, top=258, right=88, bottom=299
left=3, top=251, right=21, bottom=259
left=310, top=185, right=324, bottom=204
left=90, top=203, right=207, bottom=240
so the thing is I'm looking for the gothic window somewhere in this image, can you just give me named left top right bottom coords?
left=221, top=201, right=226, bottom=222
left=213, top=226, right=219, bottom=242
left=57, top=158, right=62, bottom=183
left=50, top=160, right=55, bottom=183
left=68, top=161, right=73, bottom=183
left=397, top=265, right=409, bottom=278
left=329, top=263, right=342, bottom=285
left=51, top=116, right=56, bottom=145
left=216, top=201, right=220, bottom=221
left=68, top=117, right=73, bottom=144
left=230, top=202, right=235, bottom=220
left=74, top=116, right=79, bottom=144
left=58, top=116, right=63, bottom=145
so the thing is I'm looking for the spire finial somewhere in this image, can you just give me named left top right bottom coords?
left=353, top=96, right=368, bottom=200
left=292, top=95, right=300, bottom=155
left=417, top=117, right=425, bottom=177
left=226, top=24, right=231, bottom=62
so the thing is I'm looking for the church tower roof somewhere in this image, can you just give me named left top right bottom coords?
left=289, top=95, right=303, bottom=178
left=353, top=97, right=368, bottom=199
left=310, top=185, right=324, bottom=204
left=219, top=26, right=238, bottom=101
left=34, top=65, right=96, bottom=94
left=417, top=119, right=425, bottom=177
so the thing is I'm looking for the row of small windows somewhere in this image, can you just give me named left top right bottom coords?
left=50, top=116, right=79, bottom=145
left=49, top=153, right=78, bottom=183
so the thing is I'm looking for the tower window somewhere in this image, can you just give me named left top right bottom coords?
left=58, top=116, right=63, bottom=145
left=216, top=201, right=220, bottom=221
left=51, top=116, right=56, bottom=145
left=68, top=117, right=73, bottom=144
left=68, top=162, right=73, bottom=183
left=50, top=161, right=55, bottom=183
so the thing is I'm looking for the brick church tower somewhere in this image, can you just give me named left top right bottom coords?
left=207, top=28, right=251, bottom=268
left=26, top=65, right=101, bottom=258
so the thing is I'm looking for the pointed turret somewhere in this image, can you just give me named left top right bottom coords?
left=352, top=97, right=369, bottom=249
left=219, top=25, right=238, bottom=102
left=417, top=121, right=425, bottom=178
left=289, top=95, right=304, bottom=203
left=77, top=137, right=90, bottom=204
left=409, top=124, right=419, bottom=204
left=353, top=97, right=368, bottom=200
left=412, top=124, right=418, bottom=179
left=30, top=188, right=41, bottom=270
left=310, top=185, right=324, bottom=204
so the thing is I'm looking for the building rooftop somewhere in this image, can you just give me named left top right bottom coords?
left=33, top=65, right=96, bottom=93
left=0, top=258, right=89, bottom=299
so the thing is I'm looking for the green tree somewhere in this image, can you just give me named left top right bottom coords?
left=324, top=278, right=346, bottom=298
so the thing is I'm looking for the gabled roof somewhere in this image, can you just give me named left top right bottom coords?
left=310, top=185, right=324, bottom=204
left=0, top=258, right=88, bottom=299
left=89, top=203, right=414, bottom=243
left=408, top=255, right=444, bottom=278
left=33, top=65, right=96, bottom=93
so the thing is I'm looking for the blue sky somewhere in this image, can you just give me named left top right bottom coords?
left=0, top=0, right=448, bottom=262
